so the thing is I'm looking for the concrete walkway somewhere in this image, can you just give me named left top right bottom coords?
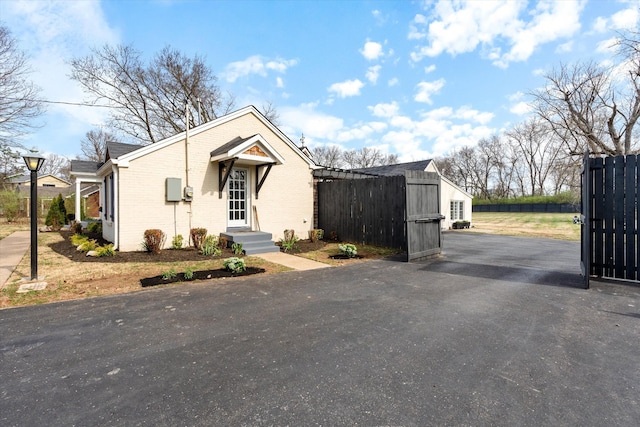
left=0, top=231, right=30, bottom=288
left=254, top=250, right=331, bottom=270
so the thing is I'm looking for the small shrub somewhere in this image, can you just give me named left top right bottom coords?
left=279, top=229, right=299, bottom=252
left=338, top=243, right=358, bottom=258
left=223, top=257, right=246, bottom=273
left=190, top=227, right=207, bottom=250
left=0, top=189, right=20, bottom=222
left=77, top=239, right=98, bottom=252
left=162, top=268, right=177, bottom=280
left=70, top=233, right=88, bottom=246
left=45, top=194, right=66, bottom=230
left=171, top=234, right=184, bottom=249
left=143, top=229, right=166, bottom=254
left=71, top=221, right=83, bottom=234
left=95, top=244, right=115, bottom=257
left=231, top=242, right=244, bottom=255
left=218, top=236, right=228, bottom=249
left=183, top=267, right=194, bottom=280
left=308, top=229, right=324, bottom=242
left=200, top=235, right=221, bottom=256
left=87, top=221, right=102, bottom=234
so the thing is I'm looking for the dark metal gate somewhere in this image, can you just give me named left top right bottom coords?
left=317, top=170, right=442, bottom=261
left=582, top=153, right=640, bottom=287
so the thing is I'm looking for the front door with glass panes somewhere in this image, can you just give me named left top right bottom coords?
left=227, top=168, right=249, bottom=228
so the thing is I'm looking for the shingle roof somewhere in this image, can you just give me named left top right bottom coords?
left=351, top=159, right=432, bottom=176
left=210, top=135, right=256, bottom=157
left=71, top=160, right=102, bottom=174
left=8, top=173, right=71, bottom=184
left=105, top=142, right=143, bottom=160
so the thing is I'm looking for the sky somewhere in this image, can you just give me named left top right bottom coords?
left=1, top=0, right=639, bottom=163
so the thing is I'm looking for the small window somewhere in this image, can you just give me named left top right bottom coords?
left=450, top=200, right=464, bottom=221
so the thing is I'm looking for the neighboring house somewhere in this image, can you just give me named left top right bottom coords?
left=7, top=173, right=71, bottom=189
left=351, top=160, right=473, bottom=230
left=70, top=105, right=318, bottom=252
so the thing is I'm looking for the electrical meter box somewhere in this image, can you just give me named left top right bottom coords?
left=184, top=186, right=193, bottom=202
left=166, top=178, right=182, bottom=202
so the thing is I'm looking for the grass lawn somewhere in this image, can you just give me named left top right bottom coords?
left=0, top=218, right=30, bottom=240
left=464, top=212, right=581, bottom=241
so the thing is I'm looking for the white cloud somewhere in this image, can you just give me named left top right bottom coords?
left=361, top=40, right=384, bottom=60
left=424, top=64, right=436, bottom=74
left=368, top=102, right=400, bottom=118
left=611, top=6, right=639, bottom=30
left=388, top=77, right=399, bottom=87
left=414, top=79, right=446, bottom=104
left=2, top=0, right=120, bottom=150
left=279, top=105, right=344, bottom=142
left=276, top=77, right=284, bottom=88
left=328, top=79, right=365, bottom=98
left=366, top=65, right=382, bottom=84
left=223, top=55, right=298, bottom=83
left=510, top=102, right=532, bottom=115
left=410, top=0, right=585, bottom=68
left=556, top=41, right=573, bottom=53
left=596, top=37, right=619, bottom=55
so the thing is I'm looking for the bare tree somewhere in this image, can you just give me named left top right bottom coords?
left=343, top=147, right=398, bottom=169
left=39, top=153, right=71, bottom=180
left=260, top=101, right=280, bottom=126
left=70, top=44, right=235, bottom=144
left=311, top=145, right=344, bottom=168
left=0, top=25, right=45, bottom=147
left=506, top=118, right=563, bottom=196
left=531, top=30, right=640, bottom=156
left=80, top=128, right=118, bottom=162
left=0, top=142, right=24, bottom=184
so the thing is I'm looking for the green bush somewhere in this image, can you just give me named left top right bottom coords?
left=338, top=243, right=358, bottom=258
left=162, top=268, right=177, bottom=280
left=143, top=229, right=166, bottom=254
left=77, top=239, right=98, bottom=252
left=171, top=234, right=184, bottom=249
left=473, top=192, right=579, bottom=206
left=71, top=221, right=83, bottom=234
left=95, top=244, right=115, bottom=257
left=200, top=235, right=221, bottom=256
left=223, top=257, right=246, bottom=273
left=190, top=227, right=207, bottom=250
left=231, top=242, right=243, bottom=255
left=70, top=233, right=88, bottom=246
left=87, top=221, right=102, bottom=234
left=183, top=267, right=194, bottom=280
left=279, top=229, right=299, bottom=252
left=45, top=194, right=67, bottom=230
left=0, top=189, right=20, bottom=222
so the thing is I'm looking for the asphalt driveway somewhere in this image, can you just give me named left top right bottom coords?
left=1, top=232, right=639, bottom=426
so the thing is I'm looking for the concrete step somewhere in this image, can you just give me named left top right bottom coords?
left=220, top=231, right=280, bottom=255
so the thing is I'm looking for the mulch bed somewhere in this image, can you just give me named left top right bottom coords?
left=49, top=230, right=329, bottom=263
left=329, top=254, right=364, bottom=260
left=140, top=267, right=265, bottom=287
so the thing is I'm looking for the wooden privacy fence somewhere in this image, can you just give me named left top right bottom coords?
left=582, top=153, right=640, bottom=287
left=317, top=171, right=442, bottom=261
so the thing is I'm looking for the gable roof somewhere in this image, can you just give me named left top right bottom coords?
left=351, top=160, right=433, bottom=176
left=8, top=173, right=71, bottom=185
left=113, top=105, right=318, bottom=168
left=105, top=142, right=143, bottom=161
left=210, top=134, right=285, bottom=165
left=71, top=160, right=102, bottom=174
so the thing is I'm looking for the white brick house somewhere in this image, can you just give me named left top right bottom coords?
left=70, top=106, right=318, bottom=252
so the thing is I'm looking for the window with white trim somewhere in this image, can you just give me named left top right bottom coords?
left=450, top=200, right=464, bottom=221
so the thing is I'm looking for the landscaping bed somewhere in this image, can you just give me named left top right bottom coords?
left=140, top=267, right=265, bottom=287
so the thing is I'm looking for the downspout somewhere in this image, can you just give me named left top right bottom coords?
left=113, top=165, right=119, bottom=250
left=185, top=100, right=192, bottom=245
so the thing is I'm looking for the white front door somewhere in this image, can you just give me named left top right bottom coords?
left=227, top=168, right=249, bottom=228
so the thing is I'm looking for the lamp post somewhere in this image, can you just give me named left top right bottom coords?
left=22, top=149, right=45, bottom=281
